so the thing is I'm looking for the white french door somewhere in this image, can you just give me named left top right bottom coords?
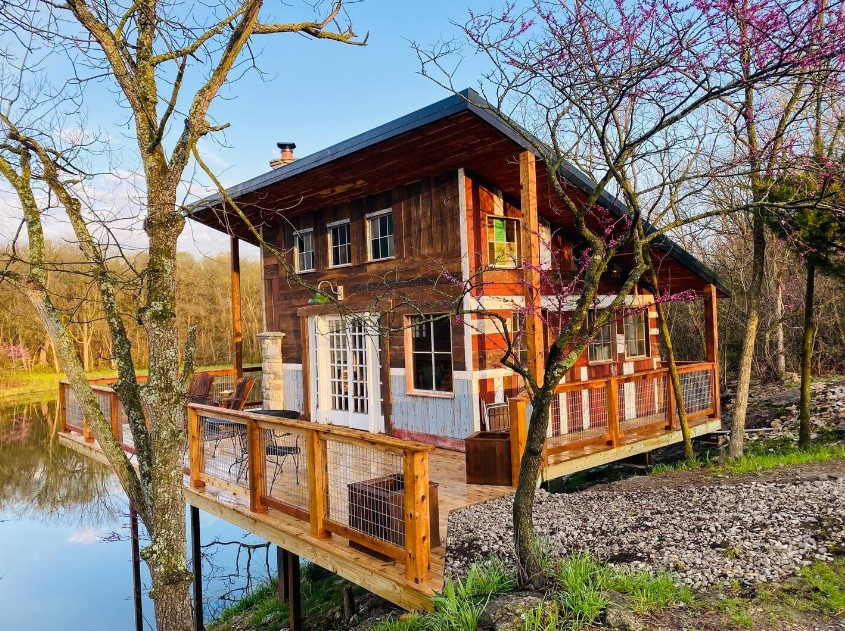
left=310, top=315, right=382, bottom=433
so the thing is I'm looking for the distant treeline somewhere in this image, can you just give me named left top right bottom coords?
left=0, top=242, right=262, bottom=374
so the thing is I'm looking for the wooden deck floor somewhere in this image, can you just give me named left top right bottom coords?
left=58, top=416, right=721, bottom=611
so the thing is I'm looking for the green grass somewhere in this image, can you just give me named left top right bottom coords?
left=798, top=560, right=845, bottom=614
left=607, top=567, right=694, bottom=613
left=649, top=436, right=845, bottom=477
left=716, top=597, right=754, bottom=628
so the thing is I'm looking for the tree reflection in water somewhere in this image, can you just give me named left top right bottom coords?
left=0, top=397, right=121, bottom=524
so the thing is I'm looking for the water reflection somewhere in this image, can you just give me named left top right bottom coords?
left=0, top=396, right=276, bottom=630
left=0, top=398, right=120, bottom=524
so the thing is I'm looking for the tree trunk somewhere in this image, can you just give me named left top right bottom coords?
left=513, top=385, right=554, bottom=588
left=729, top=211, right=766, bottom=459
left=798, top=258, right=816, bottom=447
left=775, top=280, right=787, bottom=381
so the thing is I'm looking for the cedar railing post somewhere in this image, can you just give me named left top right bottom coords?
left=187, top=405, right=205, bottom=489
left=58, top=382, right=68, bottom=433
left=509, top=397, right=528, bottom=488
left=607, top=378, right=621, bottom=447
left=307, top=429, right=330, bottom=539
left=247, top=418, right=268, bottom=513
left=666, top=370, right=678, bottom=430
left=403, top=448, right=431, bottom=583
left=110, top=390, right=121, bottom=443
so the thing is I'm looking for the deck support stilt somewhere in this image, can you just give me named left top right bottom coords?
left=276, top=547, right=290, bottom=603
left=129, top=503, right=143, bottom=631
left=191, top=505, right=204, bottom=631
left=286, top=551, right=302, bottom=631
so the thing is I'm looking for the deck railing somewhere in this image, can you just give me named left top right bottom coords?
left=186, top=404, right=434, bottom=583
left=506, top=361, right=718, bottom=481
left=59, top=378, right=435, bottom=584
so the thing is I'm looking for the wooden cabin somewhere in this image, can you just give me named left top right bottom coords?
left=189, top=89, right=725, bottom=479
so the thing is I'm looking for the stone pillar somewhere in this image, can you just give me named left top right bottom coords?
left=257, top=332, right=285, bottom=410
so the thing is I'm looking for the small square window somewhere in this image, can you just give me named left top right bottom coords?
left=487, top=217, right=520, bottom=267
left=329, top=222, right=351, bottom=267
left=587, top=310, right=614, bottom=363
left=409, top=315, right=453, bottom=393
left=624, top=310, right=650, bottom=358
left=293, top=229, right=314, bottom=272
left=367, top=211, right=394, bottom=261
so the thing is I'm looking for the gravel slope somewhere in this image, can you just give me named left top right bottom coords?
left=446, top=475, right=845, bottom=589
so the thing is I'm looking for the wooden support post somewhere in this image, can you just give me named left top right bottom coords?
left=129, top=503, right=143, bottom=631
left=519, top=151, right=544, bottom=387
left=286, top=551, right=302, bottom=631
left=58, top=382, right=68, bottom=433
left=307, top=430, right=330, bottom=538
left=191, top=505, right=204, bottom=631
left=666, top=372, right=678, bottom=430
left=403, top=449, right=431, bottom=583
left=110, top=391, right=121, bottom=443
left=703, top=284, right=721, bottom=418
left=187, top=406, right=206, bottom=489
left=247, top=418, right=267, bottom=513
left=276, top=547, right=289, bottom=603
left=231, top=236, right=243, bottom=380
left=607, top=378, right=621, bottom=447
left=509, top=397, right=528, bottom=488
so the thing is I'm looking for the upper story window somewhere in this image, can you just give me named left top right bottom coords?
left=328, top=220, right=351, bottom=267
left=409, top=315, right=453, bottom=393
left=293, top=228, right=314, bottom=272
left=539, top=219, right=552, bottom=270
left=624, top=309, right=650, bottom=358
left=367, top=210, right=394, bottom=261
left=587, top=310, right=614, bottom=363
left=487, top=216, right=520, bottom=268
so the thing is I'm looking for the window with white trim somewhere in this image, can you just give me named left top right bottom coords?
left=409, top=315, right=453, bottom=393
left=511, top=312, right=529, bottom=365
left=293, top=229, right=314, bottom=272
left=367, top=210, right=394, bottom=261
left=587, top=310, right=614, bottom=363
left=328, top=221, right=351, bottom=267
left=539, top=219, right=552, bottom=270
left=624, top=309, right=650, bottom=358
left=487, top=216, right=520, bottom=267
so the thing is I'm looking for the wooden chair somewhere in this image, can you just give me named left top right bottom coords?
left=219, top=376, right=256, bottom=411
left=187, top=371, right=214, bottom=405
left=481, top=396, right=510, bottom=432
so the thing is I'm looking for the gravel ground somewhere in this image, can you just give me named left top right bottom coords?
left=446, top=475, right=845, bottom=590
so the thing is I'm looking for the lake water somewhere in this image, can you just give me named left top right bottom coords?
left=0, top=395, right=275, bottom=630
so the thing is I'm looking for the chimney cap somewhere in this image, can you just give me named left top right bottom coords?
left=277, top=142, right=296, bottom=150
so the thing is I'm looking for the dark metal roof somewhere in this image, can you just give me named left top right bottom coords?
left=189, top=88, right=728, bottom=296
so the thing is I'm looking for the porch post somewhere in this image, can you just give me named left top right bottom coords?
left=519, top=151, right=544, bottom=387
left=257, top=332, right=285, bottom=410
left=231, top=236, right=243, bottom=380
left=703, top=284, right=721, bottom=418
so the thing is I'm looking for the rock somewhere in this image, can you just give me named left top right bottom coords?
left=478, top=592, right=557, bottom=631
left=605, top=592, right=645, bottom=631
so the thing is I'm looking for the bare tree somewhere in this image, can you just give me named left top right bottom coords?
left=0, top=2, right=364, bottom=629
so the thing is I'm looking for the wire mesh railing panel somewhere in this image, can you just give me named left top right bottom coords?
left=618, top=373, right=668, bottom=432
left=680, top=368, right=713, bottom=415
left=93, top=389, right=114, bottom=435
left=547, top=386, right=609, bottom=448
left=64, top=387, right=84, bottom=433
left=323, top=438, right=406, bottom=548
left=198, top=413, right=249, bottom=490
left=260, top=425, right=309, bottom=514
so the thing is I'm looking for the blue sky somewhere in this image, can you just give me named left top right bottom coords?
left=174, top=0, right=494, bottom=256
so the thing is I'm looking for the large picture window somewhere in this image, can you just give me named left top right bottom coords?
left=624, top=309, right=650, bottom=358
left=293, top=229, right=314, bottom=272
left=328, top=221, right=351, bottom=267
left=487, top=216, right=520, bottom=267
left=587, top=310, right=614, bottom=363
left=367, top=210, right=394, bottom=261
left=409, top=315, right=453, bottom=393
